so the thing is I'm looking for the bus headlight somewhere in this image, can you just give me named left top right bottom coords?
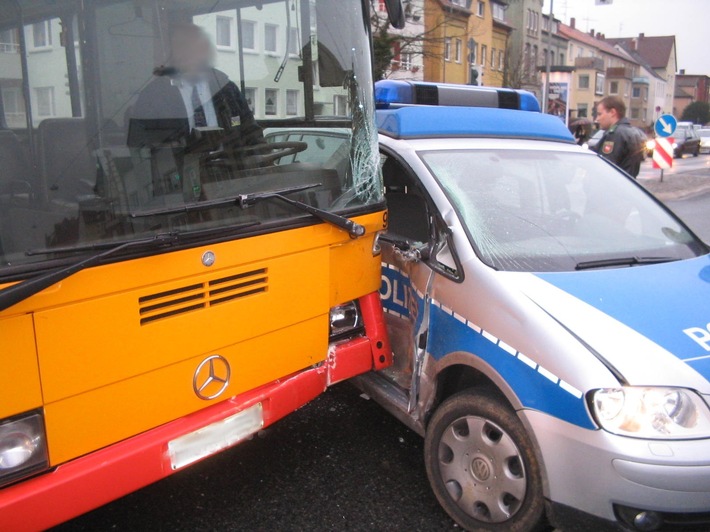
left=591, top=387, right=710, bottom=439
left=0, top=411, right=49, bottom=487
left=329, top=301, right=364, bottom=342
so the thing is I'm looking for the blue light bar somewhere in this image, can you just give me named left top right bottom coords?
left=375, top=80, right=541, bottom=112
left=376, top=106, right=575, bottom=143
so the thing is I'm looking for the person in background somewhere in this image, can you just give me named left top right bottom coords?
left=593, top=96, right=644, bottom=178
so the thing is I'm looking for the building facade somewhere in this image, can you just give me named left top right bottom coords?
left=503, top=0, right=544, bottom=98
left=423, top=0, right=472, bottom=84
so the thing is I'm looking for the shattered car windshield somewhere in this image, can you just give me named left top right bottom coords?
left=0, top=0, right=381, bottom=270
left=420, top=148, right=706, bottom=272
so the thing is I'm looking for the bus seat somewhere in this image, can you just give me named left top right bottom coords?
left=37, top=118, right=97, bottom=206
left=0, top=129, right=33, bottom=202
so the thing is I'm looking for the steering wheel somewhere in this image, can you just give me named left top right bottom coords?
left=205, top=141, right=308, bottom=169
left=551, top=210, right=581, bottom=227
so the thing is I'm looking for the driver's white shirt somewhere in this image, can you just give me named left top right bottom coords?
left=173, top=77, right=219, bottom=129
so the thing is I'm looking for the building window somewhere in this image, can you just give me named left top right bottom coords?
left=241, top=20, right=256, bottom=51
left=492, top=3, right=505, bottom=20
left=578, top=103, right=588, bottom=118
left=491, top=48, right=496, bottom=69
left=288, top=27, right=300, bottom=55
left=578, top=74, right=590, bottom=89
left=455, top=39, right=462, bottom=63
left=401, top=52, right=412, bottom=70
left=595, top=73, right=605, bottom=95
left=264, top=88, right=278, bottom=115
left=524, top=43, right=530, bottom=73
left=31, top=20, right=52, bottom=49
left=477, top=1, right=485, bottom=17
left=244, top=87, right=256, bottom=113
left=532, top=45, right=538, bottom=71
left=0, top=28, right=19, bottom=53
left=632, top=86, right=641, bottom=98
left=286, top=89, right=298, bottom=115
left=481, top=45, right=487, bottom=68
left=560, top=52, right=565, bottom=65
left=264, top=24, right=278, bottom=54
left=216, top=16, right=233, bottom=48
left=610, top=81, right=619, bottom=94
left=499, top=50, right=504, bottom=71
left=334, top=94, right=349, bottom=116
left=35, top=87, right=55, bottom=117
left=444, top=37, right=451, bottom=62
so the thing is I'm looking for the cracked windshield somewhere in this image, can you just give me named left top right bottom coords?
left=422, top=148, right=705, bottom=272
left=0, top=0, right=380, bottom=270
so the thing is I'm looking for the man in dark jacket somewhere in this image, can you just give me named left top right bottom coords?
left=132, top=22, right=264, bottom=151
left=593, top=96, right=644, bottom=178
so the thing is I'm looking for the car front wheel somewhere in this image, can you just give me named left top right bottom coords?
left=424, top=391, right=545, bottom=531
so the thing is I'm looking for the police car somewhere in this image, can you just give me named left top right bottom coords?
left=353, top=80, right=710, bottom=531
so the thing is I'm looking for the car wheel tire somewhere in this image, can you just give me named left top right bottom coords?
left=424, top=391, right=546, bottom=532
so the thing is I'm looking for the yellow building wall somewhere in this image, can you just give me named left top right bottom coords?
left=423, top=0, right=470, bottom=84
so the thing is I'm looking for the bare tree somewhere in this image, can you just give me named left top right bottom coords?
left=370, top=1, right=482, bottom=81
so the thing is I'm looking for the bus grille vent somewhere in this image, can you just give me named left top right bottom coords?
left=139, top=268, right=268, bottom=325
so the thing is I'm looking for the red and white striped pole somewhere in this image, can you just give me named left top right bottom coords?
left=652, top=136, right=674, bottom=182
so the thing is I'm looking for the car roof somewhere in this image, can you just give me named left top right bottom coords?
left=376, top=106, right=575, bottom=144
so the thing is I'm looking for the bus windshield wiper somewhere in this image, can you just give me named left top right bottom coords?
left=575, top=256, right=680, bottom=271
left=131, top=183, right=366, bottom=238
left=1, top=220, right=260, bottom=311
left=237, top=188, right=366, bottom=238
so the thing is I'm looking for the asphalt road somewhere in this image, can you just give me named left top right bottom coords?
left=54, top=383, right=458, bottom=531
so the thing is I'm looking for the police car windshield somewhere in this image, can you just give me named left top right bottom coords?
left=420, top=148, right=706, bottom=272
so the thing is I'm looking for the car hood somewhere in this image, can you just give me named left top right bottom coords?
left=506, top=256, right=710, bottom=393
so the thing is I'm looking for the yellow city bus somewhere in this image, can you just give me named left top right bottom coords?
left=0, top=0, right=403, bottom=528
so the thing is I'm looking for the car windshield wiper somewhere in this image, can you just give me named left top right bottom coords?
left=575, top=256, right=680, bottom=271
left=131, top=183, right=365, bottom=238
left=1, top=220, right=260, bottom=311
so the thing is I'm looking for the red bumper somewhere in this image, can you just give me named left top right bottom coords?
left=0, top=292, right=390, bottom=531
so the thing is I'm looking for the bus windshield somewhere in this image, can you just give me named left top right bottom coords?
left=0, top=0, right=381, bottom=273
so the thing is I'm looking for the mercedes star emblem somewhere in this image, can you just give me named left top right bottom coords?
left=193, top=355, right=231, bottom=400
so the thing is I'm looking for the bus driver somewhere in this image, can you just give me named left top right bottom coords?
left=132, top=22, right=264, bottom=150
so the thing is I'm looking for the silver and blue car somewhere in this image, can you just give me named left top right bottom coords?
left=354, top=81, right=710, bottom=531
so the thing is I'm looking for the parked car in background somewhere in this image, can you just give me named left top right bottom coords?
left=361, top=80, right=710, bottom=532
left=698, top=129, right=710, bottom=154
left=673, top=123, right=701, bottom=158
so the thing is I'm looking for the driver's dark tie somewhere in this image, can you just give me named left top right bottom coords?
left=191, top=84, right=207, bottom=128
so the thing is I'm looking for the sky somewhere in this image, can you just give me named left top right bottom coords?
left=542, top=0, right=708, bottom=74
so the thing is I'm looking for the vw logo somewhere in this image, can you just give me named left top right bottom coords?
left=193, top=355, right=231, bottom=400
left=471, top=457, right=491, bottom=482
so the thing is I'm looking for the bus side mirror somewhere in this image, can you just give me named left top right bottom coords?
left=384, top=0, right=405, bottom=29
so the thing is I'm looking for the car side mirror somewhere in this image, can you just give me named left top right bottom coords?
left=379, top=233, right=430, bottom=263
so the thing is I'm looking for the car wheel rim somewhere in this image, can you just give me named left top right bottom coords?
left=437, top=415, right=526, bottom=523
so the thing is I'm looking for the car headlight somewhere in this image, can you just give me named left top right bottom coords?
left=0, top=410, right=49, bottom=487
left=645, top=139, right=655, bottom=150
left=329, top=301, right=364, bottom=342
left=591, top=387, right=710, bottom=439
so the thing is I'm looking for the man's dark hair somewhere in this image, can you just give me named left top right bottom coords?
left=599, top=96, right=626, bottom=119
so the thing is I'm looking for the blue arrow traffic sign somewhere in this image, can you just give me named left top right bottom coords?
left=655, top=114, right=677, bottom=137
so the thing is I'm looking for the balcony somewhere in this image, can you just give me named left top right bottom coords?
left=574, top=56, right=604, bottom=70
left=606, top=67, right=634, bottom=79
